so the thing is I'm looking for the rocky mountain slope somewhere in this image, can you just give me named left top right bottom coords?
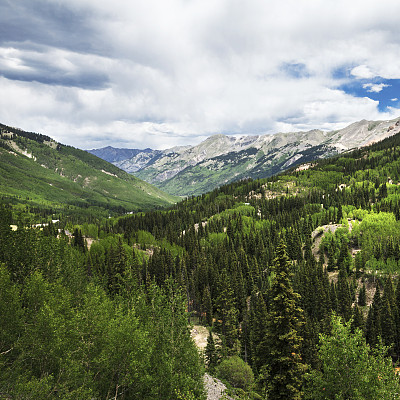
left=0, top=124, right=178, bottom=217
left=88, top=117, right=400, bottom=197
left=88, top=146, right=157, bottom=164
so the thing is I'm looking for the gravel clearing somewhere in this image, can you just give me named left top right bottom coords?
left=204, top=373, right=233, bottom=400
left=191, top=326, right=233, bottom=399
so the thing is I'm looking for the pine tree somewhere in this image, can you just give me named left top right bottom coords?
left=380, top=277, right=397, bottom=350
left=366, top=285, right=382, bottom=348
left=250, top=291, right=268, bottom=373
left=351, top=305, right=365, bottom=333
left=72, top=228, right=86, bottom=252
left=203, top=286, right=213, bottom=327
left=205, top=329, right=219, bottom=372
left=337, top=240, right=352, bottom=274
left=260, top=240, right=306, bottom=400
left=337, top=267, right=352, bottom=321
left=394, top=279, right=400, bottom=359
left=380, top=295, right=396, bottom=348
left=337, top=204, right=343, bottom=223
left=358, top=283, right=366, bottom=306
left=215, top=269, right=239, bottom=355
left=327, top=244, right=336, bottom=272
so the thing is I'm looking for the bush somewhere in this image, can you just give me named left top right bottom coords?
left=216, top=356, right=254, bottom=391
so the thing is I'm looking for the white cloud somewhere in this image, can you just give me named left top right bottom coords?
left=362, top=83, right=390, bottom=93
left=1, top=0, right=400, bottom=149
left=351, top=65, right=377, bottom=79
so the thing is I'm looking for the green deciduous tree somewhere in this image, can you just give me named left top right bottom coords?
left=304, top=315, right=400, bottom=400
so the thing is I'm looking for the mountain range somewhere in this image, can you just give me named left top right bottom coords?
left=88, top=117, right=400, bottom=197
left=0, top=123, right=177, bottom=218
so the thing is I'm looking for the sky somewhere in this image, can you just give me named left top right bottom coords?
left=1, top=0, right=400, bottom=150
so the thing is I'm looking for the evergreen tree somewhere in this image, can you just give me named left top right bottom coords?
left=205, top=329, right=219, bottom=372
left=203, top=286, right=213, bottom=327
left=215, top=269, right=239, bottom=355
left=337, top=204, right=343, bottom=222
left=366, top=285, right=382, bottom=348
left=72, top=228, right=86, bottom=252
left=259, top=240, right=306, bottom=400
left=381, top=276, right=397, bottom=350
left=250, top=291, right=268, bottom=373
left=337, top=267, right=352, bottom=321
left=351, top=305, right=365, bottom=333
left=380, top=295, right=396, bottom=349
left=358, top=282, right=366, bottom=306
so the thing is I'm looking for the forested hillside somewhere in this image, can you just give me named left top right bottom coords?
left=0, top=123, right=178, bottom=221
left=3, top=130, right=400, bottom=398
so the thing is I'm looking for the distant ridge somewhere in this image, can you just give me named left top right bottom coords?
left=89, top=117, right=400, bottom=197
left=88, top=146, right=155, bottom=163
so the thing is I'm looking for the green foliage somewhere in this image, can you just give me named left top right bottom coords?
left=6, top=123, right=400, bottom=398
left=205, top=329, right=219, bottom=372
left=304, top=315, right=400, bottom=400
left=259, top=240, right=306, bottom=399
left=216, top=356, right=254, bottom=391
left=0, top=219, right=205, bottom=399
left=358, top=283, right=366, bottom=306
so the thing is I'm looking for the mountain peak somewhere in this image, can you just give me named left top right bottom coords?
left=90, top=116, right=400, bottom=197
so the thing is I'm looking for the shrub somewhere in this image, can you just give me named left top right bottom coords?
left=216, top=356, right=254, bottom=391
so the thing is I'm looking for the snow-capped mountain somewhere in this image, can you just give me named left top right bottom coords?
left=88, top=117, right=400, bottom=196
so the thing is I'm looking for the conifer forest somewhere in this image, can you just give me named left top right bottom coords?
left=4, top=131, right=400, bottom=399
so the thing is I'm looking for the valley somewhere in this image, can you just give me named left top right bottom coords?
left=2, top=121, right=400, bottom=398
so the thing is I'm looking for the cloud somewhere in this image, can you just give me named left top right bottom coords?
left=363, top=83, right=390, bottom=93
left=1, top=0, right=400, bottom=150
left=351, top=65, right=377, bottom=79
left=0, top=47, right=110, bottom=89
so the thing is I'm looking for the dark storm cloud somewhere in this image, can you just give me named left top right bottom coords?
left=0, top=49, right=109, bottom=89
left=0, top=67, right=109, bottom=89
left=0, top=0, right=110, bottom=89
left=0, top=0, right=103, bottom=55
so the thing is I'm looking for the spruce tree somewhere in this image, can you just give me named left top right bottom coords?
left=203, top=286, right=213, bottom=327
left=351, top=305, right=365, bottom=333
left=260, top=239, right=306, bottom=400
left=215, top=269, right=239, bottom=355
left=358, top=283, right=366, bottom=306
left=337, top=267, right=352, bottom=321
left=366, top=285, right=382, bottom=348
left=205, top=329, right=218, bottom=372
left=381, top=276, right=397, bottom=350
left=250, top=291, right=268, bottom=373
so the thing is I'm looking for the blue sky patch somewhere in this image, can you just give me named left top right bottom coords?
left=335, top=69, right=400, bottom=111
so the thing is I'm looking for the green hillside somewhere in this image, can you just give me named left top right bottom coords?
left=0, top=124, right=178, bottom=219
left=3, top=128, right=400, bottom=398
